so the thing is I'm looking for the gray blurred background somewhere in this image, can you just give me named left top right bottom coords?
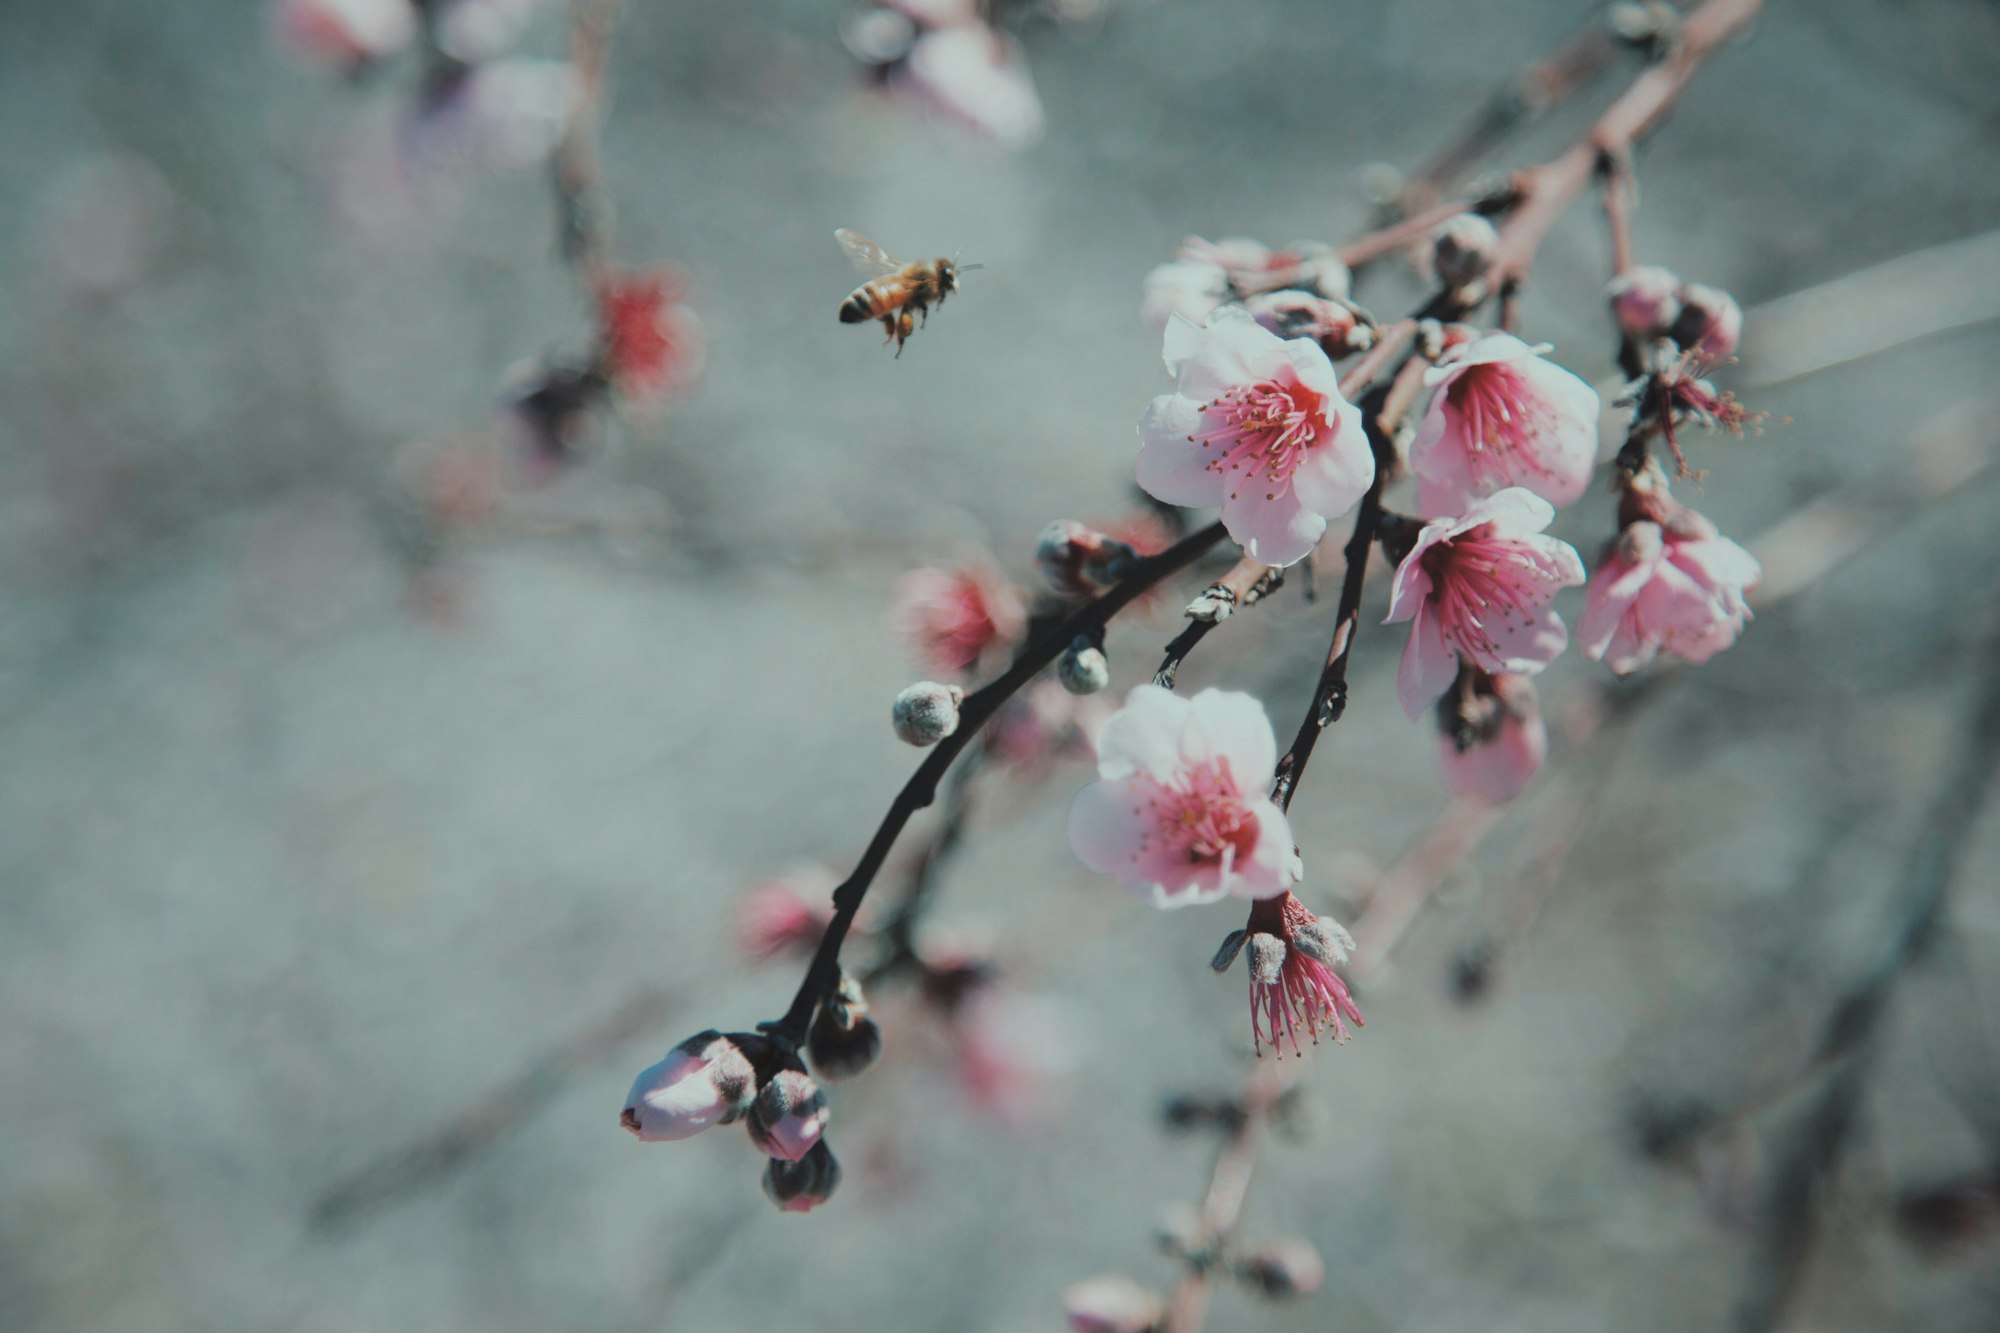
left=4, top=1, right=2000, bottom=1329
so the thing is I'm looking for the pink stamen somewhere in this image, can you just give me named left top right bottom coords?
left=1191, top=377, right=1327, bottom=502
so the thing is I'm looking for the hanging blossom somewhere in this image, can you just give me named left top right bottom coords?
left=1435, top=669, right=1547, bottom=807
left=1384, top=488, right=1586, bottom=720
left=595, top=270, right=705, bottom=403
left=892, top=561, right=1026, bottom=675
left=1577, top=514, right=1760, bottom=674
left=1410, top=333, right=1601, bottom=517
left=1136, top=311, right=1373, bottom=567
left=1211, top=892, right=1364, bottom=1057
left=1068, top=686, right=1295, bottom=908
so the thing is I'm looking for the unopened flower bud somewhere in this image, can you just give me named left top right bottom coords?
left=1672, top=282, right=1743, bottom=362
left=1242, top=289, right=1365, bottom=354
left=807, top=974, right=883, bottom=1081
left=747, top=1068, right=829, bottom=1161
left=620, top=1030, right=755, bottom=1142
left=892, top=681, right=962, bottom=746
left=1282, top=241, right=1353, bottom=301
left=1063, top=1274, right=1163, bottom=1333
left=1058, top=638, right=1111, bottom=695
left=1607, top=265, right=1682, bottom=340
left=1037, top=520, right=1135, bottom=592
left=1288, top=915, right=1354, bottom=967
left=1432, top=213, right=1499, bottom=288
left=1210, top=928, right=1248, bottom=973
left=762, top=1139, right=841, bottom=1213
left=1233, top=1237, right=1325, bottom=1300
left=1246, top=932, right=1286, bottom=986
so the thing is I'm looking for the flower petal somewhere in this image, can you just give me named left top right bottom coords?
left=1089, top=683, right=1189, bottom=780
left=1288, top=396, right=1374, bottom=521
left=1183, top=688, right=1278, bottom=783
left=1398, top=605, right=1460, bottom=719
left=1221, top=485, right=1326, bottom=568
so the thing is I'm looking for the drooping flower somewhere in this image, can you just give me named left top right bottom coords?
left=1384, top=488, right=1586, bottom=720
left=1409, top=332, right=1602, bottom=516
left=886, top=24, right=1045, bottom=151
left=273, top=0, right=416, bottom=71
left=1577, top=517, right=1760, bottom=674
left=1136, top=311, right=1373, bottom=567
left=1068, top=685, right=1294, bottom=908
left=892, top=562, right=1026, bottom=675
left=1435, top=669, right=1547, bottom=806
left=1215, top=892, right=1364, bottom=1056
left=621, top=1031, right=756, bottom=1142
left=595, top=270, right=704, bottom=402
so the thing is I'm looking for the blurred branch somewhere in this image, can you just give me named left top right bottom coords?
left=552, top=0, right=624, bottom=287
left=1162, top=1061, right=1297, bottom=1333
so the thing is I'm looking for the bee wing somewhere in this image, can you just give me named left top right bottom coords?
left=835, top=228, right=903, bottom=275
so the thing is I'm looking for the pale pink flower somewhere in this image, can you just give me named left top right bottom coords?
left=887, top=24, right=1045, bottom=151
left=1180, top=237, right=1350, bottom=301
left=620, top=1031, right=755, bottom=1142
left=1436, top=671, right=1547, bottom=807
left=1577, top=518, right=1760, bottom=674
left=1385, top=488, right=1586, bottom=719
left=1140, top=258, right=1231, bottom=331
left=595, top=269, right=704, bottom=402
left=892, top=562, right=1026, bottom=675
left=747, top=1069, right=829, bottom=1162
left=951, top=991, right=1068, bottom=1126
left=1068, top=685, right=1294, bottom=907
left=1410, top=333, right=1602, bottom=516
left=1674, top=283, right=1743, bottom=362
left=1136, top=311, right=1373, bottom=567
left=735, top=865, right=837, bottom=962
left=1223, top=892, right=1364, bottom=1056
left=273, top=0, right=415, bottom=70
left=1064, top=1275, right=1163, bottom=1333
left=1607, top=265, right=1682, bottom=341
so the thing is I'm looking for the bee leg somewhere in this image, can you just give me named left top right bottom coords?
left=880, top=314, right=897, bottom=346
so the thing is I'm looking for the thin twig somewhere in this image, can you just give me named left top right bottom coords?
left=1161, top=1061, right=1296, bottom=1333
left=551, top=0, right=624, bottom=288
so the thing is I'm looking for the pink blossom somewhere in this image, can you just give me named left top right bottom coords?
left=892, top=562, right=1026, bottom=675
left=1136, top=311, right=1373, bottom=567
left=1410, top=333, right=1601, bottom=516
left=620, top=1031, right=755, bottom=1142
left=1385, top=488, right=1586, bottom=719
left=887, top=24, right=1045, bottom=151
left=1068, top=685, right=1294, bottom=907
left=1674, top=283, right=1743, bottom=362
left=1226, top=892, right=1364, bottom=1056
left=747, top=1069, right=829, bottom=1162
left=1607, top=265, right=1683, bottom=341
left=951, top=991, right=1068, bottom=1126
left=735, top=865, right=836, bottom=962
left=1577, top=518, right=1760, bottom=674
left=1436, top=671, right=1547, bottom=806
left=273, top=0, right=415, bottom=70
left=1064, top=1275, right=1163, bottom=1333
left=1179, top=237, right=1350, bottom=302
left=1140, top=258, right=1231, bottom=331
left=595, top=269, right=704, bottom=402
left=988, top=679, right=1111, bottom=775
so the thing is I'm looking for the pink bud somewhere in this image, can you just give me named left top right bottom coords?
left=1673, top=282, right=1743, bottom=362
left=1607, top=265, right=1682, bottom=341
left=1242, top=289, right=1369, bottom=356
left=762, top=1140, right=842, bottom=1213
left=1435, top=672, right=1547, bottom=807
left=1063, top=1274, right=1162, bottom=1333
left=747, top=1069, right=829, bottom=1161
left=1432, top=212, right=1499, bottom=287
left=620, top=1031, right=755, bottom=1142
left=1234, top=1237, right=1325, bottom=1299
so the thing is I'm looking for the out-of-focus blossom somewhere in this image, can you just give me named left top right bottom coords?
left=887, top=24, right=1045, bottom=151
left=1577, top=516, right=1760, bottom=674
left=273, top=0, right=416, bottom=71
left=746, top=1069, right=829, bottom=1161
left=736, top=864, right=837, bottom=961
left=621, top=1031, right=756, bottom=1142
left=1234, top=1237, right=1326, bottom=1299
left=892, top=562, right=1025, bottom=674
left=1068, top=685, right=1293, bottom=908
left=951, top=991, right=1069, bottom=1125
left=988, top=678, right=1111, bottom=774
left=1384, top=488, right=1585, bottom=719
left=1431, top=212, right=1499, bottom=288
left=1144, top=238, right=1350, bottom=331
left=1607, top=265, right=1682, bottom=341
left=1141, top=257, right=1231, bottom=331
left=1136, top=311, right=1373, bottom=567
left=1036, top=520, right=1140, bottom=595
left=403, top=61, right=573, bottom=179
left=1064, top=1274, right=1163, bottom=1333
left=594, top=270, right=704, bottom=402
left=1243, top=289, right=1370, bottom=357
left=1219, top=892, right=1364, bottom=1056
left=1673, top=282, right=1743, bottom=363
left=1410, top=333, right=1602, bottom=516
left=435, top=0, right=559, bottom=63
left=762, top=1140, right=842, bottom=1212
left=1435, top=670, right=1546, bottom=806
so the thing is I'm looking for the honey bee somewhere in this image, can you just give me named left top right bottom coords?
left=835, top=229, right=980, bottom=356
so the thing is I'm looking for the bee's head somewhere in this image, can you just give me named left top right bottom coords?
left=945, top=254, right=984, bottom=290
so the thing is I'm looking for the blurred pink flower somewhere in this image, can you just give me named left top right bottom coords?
left=1674, top=282, right=1743, bottom=362
left=595, top=269, right=704, bottom=402
left=620, top=1031, right=755, bottom=1142
left=1385, top=488, right=1586, bottom=719
left=1068, top=685, right=1293, bottom=908
left=951, top=992, right=1067, bottom=1126
left=989, top=679, right=1110, bottom=774
left=892, top=562, right=1026, bottom=675
left=1578, top=518, right=1760, bottom=674
left=887, top=23, right=1045, bottom=151
left=1436, top=671, right=1547, bottom=806
left=273, top=0, right=415, bottom=70
left=1410, top=332, right=1601, bottom=516
left=1237, top=892, right=1364, bottom=1056
left=1607, top=265, right=1682, bottom=341
left=1136, top=311, right=1373, bottom=567
left=736, top=865, right=837, bottom=962
left=1140, top=257, right=1231, bottom=331
left=1064, top=1275, right=1162, bottom=1333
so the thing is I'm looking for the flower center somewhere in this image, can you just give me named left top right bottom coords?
left=1445, top=362, right=1559, bottom=483
left=1191, top=376, right=1327, bottom=502
left=1420, top=526, right=1553, bottom=660
left=1139, top=758, right=1259, bottom=868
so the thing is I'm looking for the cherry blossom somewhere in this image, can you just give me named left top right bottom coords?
left=1216, top=892, right=1364, bottom=1056
left=892, top=562, right=1026, bottom=675
left=1577, top=517, right=1760, bottom=674
left=1384, top=488, right=1586, bottom=719
left=1068, top=685, right=1294, bottom=908
left=1436, top=670, right=1547, bottom=806
left=1409, top=332, right=1602, bottom=516
left=1136, top=311, right=1373, bottom=567
left=1673, top=282, right=1744, bottom=362
left=1140, top=257, right=1232, bottom=331
left=1064, top=1275, right=1163, bottom=1333
left=887, top=24, right=1046, bottom=151
left=595, top=270, right=704, bottom=402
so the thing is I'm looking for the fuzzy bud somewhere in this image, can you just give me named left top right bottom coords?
left=1607, top=265, right=1682, bottom=341
left=1058, top=638, right=1111, bottom=695
left=1242, top=289, right=1365, bottom=355
left=1210, top=928, right=1248, bottom=973
left=1063, top=1274, right=1163, bottom=1333
left=1245, top=932, right=1286, bottom=987
left=892, top=681, right=963, bottom=746
left=1037, top=520, right=1136, bottom=593
left=1672, top=282, right=1743, bottom=362
left=1233, top=1237, right=1325, bottom=1300
left=1288, top=916, right=1354, bottom=967
left=620, top=1030, right=755, bottom=1142
left=747, top=1068, right=830, bottom=1161
left=807, top=974, right=884, bottom=1081
left=762, top=1139, right=842, bottom=1213
left=1432, top=213, right=1500, bottom=288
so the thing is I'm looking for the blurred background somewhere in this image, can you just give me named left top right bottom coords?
left=4, top=0, right=2000, bottom=1329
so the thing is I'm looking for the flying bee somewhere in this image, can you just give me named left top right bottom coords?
left=835, top=228, right=981, bottom=356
